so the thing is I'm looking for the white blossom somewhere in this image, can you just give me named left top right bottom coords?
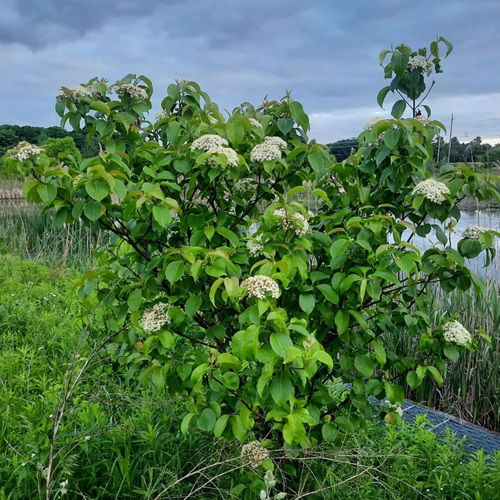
left=260, top=491, right=268, bottom=500
left=249, top=118, right=263, bottom=128
left=412, top=179, right=450, bottom=204
left=443, top=320, right=472, bottom=346
left=364, top=116, right=387, bottom=131
left=241, top=275, right=280, bottom=300
left=240, top=440, right=270, bottom=468
left=139, top=303, right=171, bottom=332
left=206, top=145, right=239, bottom=167
left=264, top=470, right=277, bottom=488
left=60, top=479, right=69, bottom=496
left=9, top=141, right=44, bottom=161
left=385, top=399, right=403, bottom=416
left=414, top=115, right=432, bottom=126
left=156, top=109, right=169, bottom=121
left=263, top=136, right=287, bottom=149
left=56, top=84, right=93, bottom=102
left=407, top=55, right=434, bottom=76
left=246, top=234, right=263, bottom=256
left=250, top=143, right=282, bottom=162
left=116, top=83, right=148, bottom=100
left=273, top=208, right=309, bottom=237
left=462, top=225, right=490, bottom=240
left=190, top=134, right=229, bottom=152
left=234, top=178, right=255, bottom=192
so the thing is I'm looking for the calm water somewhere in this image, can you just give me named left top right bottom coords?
left=407, top=210, right=500, bottom=279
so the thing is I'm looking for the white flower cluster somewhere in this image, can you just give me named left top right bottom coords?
left=443, top=320, right=472, bottom=346
left=156, top=109, right=168, bottom=121
left=59, top=479, right=69, bottom=496
left=9, top=141, right=44, bottom=161
left=246, top=234, right=263, bottom=256
left=240, top=440, right=270, bottom=468
left=407, top=55, right=434, bottom=76
left=56, top=84, right=93, bottom=102
left=139, top=303, right=171, bottom=332
left=116, top=83, right=148, bottom=100
left=250, top=143, right=282, bottom=162
left=364, top=116, right=387, bottom=131
left=234, top=178, right=255, bottom=192
left=273, top=208, right=309, bottom=237
left=241, top=275, right=280, bottom=299
left=250, top=136, right=287, bottom=162
left=414, top=115, right=432, bottom=126
left=190, top=134, right=228, bottom=151
left=189, top=134, right=238, bottom=167
left=412, top=179, right=450, bottom=204
left=249, top=117, right=263, bottom=128
left=263, top=136, right=287, bottom=149
left=462, top=225, right=489, bottom=240
left=385, top=399, right=403, bottom=416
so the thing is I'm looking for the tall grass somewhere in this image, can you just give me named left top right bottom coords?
left=384, top=281, right=500, bottom=431
left=0, top=206, right=107, bottom=269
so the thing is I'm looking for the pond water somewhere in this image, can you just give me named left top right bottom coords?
left=406, top=209, right=500, bottom=279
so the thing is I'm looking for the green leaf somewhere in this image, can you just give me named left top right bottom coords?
left=181, top=413, right=194, bottom=435
left=391, top=99, right=406, bottom=119
left=185, top=295, right=202, bottom=318
left=443, top=345, right=459, bottom=362
left=165, top=260, right=185, bottom=284
left=371, top=341, right=386, bottom=366
left=354, top=355, right=375, bottom=378
left=216, top=226, right=239, bottom=247
left=36, top=184, right=57, bottom=204
left=127, top=289, right=142, bottom=312
left=316, top=284, right=339, bottom=304
left=152, top=205, right=173, bottom=227
left=214, top=414, right=230, bottom=438
left=232, top=326, right=259, bottom=360
left=313, top=350, right=333, bottom=369
left=270, top=372, right=294, bottom=405
left=83, top=200, right=102, bottom=221
left=197, top=408, right=216, bottom=432
left=406, top=370, right=420, bottom=389
left=377, top=86, right=391, bottom=108
left=426, top=365, right=443, bottom=386
left=330, top=239, right=349, bottom=269
left=322, top=422, right=338, bottom=443
left=209, top=277, right=224, bottom=305
left=384, top=381, right=404, bottom=403
left=90, top=100, right=110, bottom=114
left=231, top=415, right=246, bottom=442
left=299, top=294, right=315, bottom=315
left=270, top=332, right=293, bottom=358
left=383, top=129, right=400, bottom=149
left=335, top=310, right=349, bottom=334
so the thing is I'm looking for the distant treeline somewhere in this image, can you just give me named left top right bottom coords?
left=328, top=136, right=500, bottom=165
left=0, top=124, right=99, bottom=159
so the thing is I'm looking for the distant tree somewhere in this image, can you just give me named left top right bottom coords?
left=326, top=138, right=359, bottom=161
left=43, top=137, right=82, bottom=162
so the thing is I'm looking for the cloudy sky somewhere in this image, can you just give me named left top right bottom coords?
left=1, top=0, right=499, bottom=144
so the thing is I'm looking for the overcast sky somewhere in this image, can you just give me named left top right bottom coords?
left=1, top=0, right=499, bottom=144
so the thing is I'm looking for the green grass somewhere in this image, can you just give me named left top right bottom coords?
left=0, top=255, right=498, bottom=499
left=0, top=207, right=107, bottom=269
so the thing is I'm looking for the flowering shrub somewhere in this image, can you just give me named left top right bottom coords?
left=4, top=41, right=499, bottom=453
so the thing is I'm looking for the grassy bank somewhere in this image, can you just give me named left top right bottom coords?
left=0, top=255, right=498, bottom=498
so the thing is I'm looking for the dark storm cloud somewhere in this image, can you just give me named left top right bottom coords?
left=1, top=0, right=499, bottom=143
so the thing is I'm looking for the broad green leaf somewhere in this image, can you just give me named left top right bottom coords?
left=165, top=260, right=185, bottom=284
left=153, top=205, right=173, bottom=227
left=185, top=295, right=202, bottom=318
left=83, top=200, right=101, bottom=221
left=354, top=355, right=375, bottom=378
left=232, top=326, right=259, bottom=360
left=197, top=408, right=216, bottom=432
left=181, top=413, right=194, bottom=435
left=443, top=345, right=459, bottom=362
left=214, top=414, right=230, bottom=438
left=335, top=310, right=349, bottom=334
left=270, top=372, right=294, bottom=405
left=384, top=381, right=404, bottom=403
left=299, top=294, right=315, bottom=315
left=37, top=184, right=57, bottom=204
left=270, top=332, right=293, bottom=358
left=312, top=350, right=333, bottom=369
left=391, top=99, right=406, bottom=119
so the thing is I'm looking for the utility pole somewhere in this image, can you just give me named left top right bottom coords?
left=447, top=114, right=454, bottom=163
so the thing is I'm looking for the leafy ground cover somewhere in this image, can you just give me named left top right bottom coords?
left=0, top=255, right=498, bottom=498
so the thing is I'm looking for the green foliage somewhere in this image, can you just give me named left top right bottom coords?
left=378, top=37, right=453, bottom=117
left=4, top=43, right=499, bottom=452
left=43, top=136, right=82, bottom=163
left=0, top=255, right=498, bottom=498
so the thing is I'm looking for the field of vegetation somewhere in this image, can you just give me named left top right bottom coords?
left=0, top=252, right=499, bottom=498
